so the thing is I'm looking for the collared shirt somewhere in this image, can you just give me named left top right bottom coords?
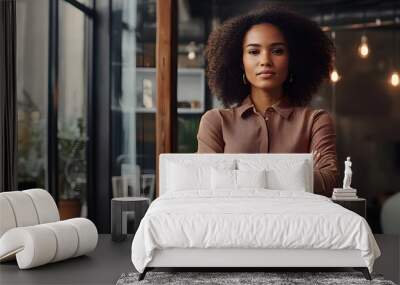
left=196, top=95, right=339, bottom=196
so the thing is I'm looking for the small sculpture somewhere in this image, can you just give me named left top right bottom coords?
left=342, top=157, right=353, bottom=189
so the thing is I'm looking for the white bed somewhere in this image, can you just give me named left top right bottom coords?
left=131, top=154, right=380, bottom=281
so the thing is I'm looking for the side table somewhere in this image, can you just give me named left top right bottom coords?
left=331, top=198, right=366, bottom=218
left=111, top=197, right=150, bottom=241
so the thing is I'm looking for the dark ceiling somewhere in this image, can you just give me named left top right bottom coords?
left=134, top=0, right=400, bottom=43
left=186, top=0, right=400, bottom=26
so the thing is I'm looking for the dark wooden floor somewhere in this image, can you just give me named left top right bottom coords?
left=0, top=234, right=398, bottom=285
left=0, top=235, right=134, bottom=285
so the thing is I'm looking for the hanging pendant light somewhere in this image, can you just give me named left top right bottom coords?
left=186, top=41, right=197, bottom=60
left=388, top=7, right=399, bottom=88
left=330, top=31, right=341, bottom=83
left=389, top=71, right=399, bottom=87
left=358, top=10, right=370, bottom=59
left=358, top=34, right=370, bottom=58
left=330, top=68, right=341, bottom=83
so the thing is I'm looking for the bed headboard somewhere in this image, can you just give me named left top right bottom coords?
left=159, top=153, right=313, bottom=196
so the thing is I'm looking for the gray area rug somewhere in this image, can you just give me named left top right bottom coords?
left=116, top=271, right=396, bottom=285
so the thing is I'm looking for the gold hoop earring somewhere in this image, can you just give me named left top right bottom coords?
left=242, top=73, right=247, bottom=85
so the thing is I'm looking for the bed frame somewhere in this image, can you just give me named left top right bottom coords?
left=138, top=154, right=372, bottom=281
left=139, top=248, right=371, bottom=280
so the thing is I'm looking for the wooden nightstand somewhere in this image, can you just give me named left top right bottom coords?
left=331, top=198, right=366, bottom=218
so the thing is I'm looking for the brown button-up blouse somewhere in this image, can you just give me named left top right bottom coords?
left=196, top=95, right=339, bottom=196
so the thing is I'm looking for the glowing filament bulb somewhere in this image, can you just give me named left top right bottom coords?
left=358, top=35, right=369, bottom=58
left=188, top=51, right=196, bottom=60
left=330, top=68, right=340, bottom=83
left=390, top=71, right=399, bottom=87
left=186, top=41, right=197, bottom=60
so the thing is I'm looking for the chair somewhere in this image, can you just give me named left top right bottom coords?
left=0, top=189, right=98, bottom=269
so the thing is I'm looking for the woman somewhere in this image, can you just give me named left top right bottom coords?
left=197, top=6, right=339, bottom=196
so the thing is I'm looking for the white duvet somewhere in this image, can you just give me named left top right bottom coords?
left=131, top=189, right=380, bottom=273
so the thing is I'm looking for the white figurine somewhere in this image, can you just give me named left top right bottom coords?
left=342, top=157, right=353, bottom=189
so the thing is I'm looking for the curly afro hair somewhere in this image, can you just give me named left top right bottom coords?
left=205, top=6, right=335, bottom=107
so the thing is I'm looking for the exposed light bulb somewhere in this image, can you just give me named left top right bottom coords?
left=186, top=41, right=197, bottom=60
left=389, top=71, right=400, bottom=87
left=188, top=51, right=196, bottom=60
left=330, top=68, right=341, bottom=83
left=358, top=35, right=369, bottom=58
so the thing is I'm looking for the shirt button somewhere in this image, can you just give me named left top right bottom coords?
left=265, top=117, right=269, bottom=121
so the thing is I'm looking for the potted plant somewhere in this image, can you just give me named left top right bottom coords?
left=58, top=118, right=87, bottom=220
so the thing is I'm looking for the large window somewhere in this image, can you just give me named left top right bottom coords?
left=111, top=0, right=157, bottom=201
left=16, top=0, right=93, bottom=220
left=16, top=0, right=49, bottom=190
left=57, top=0, right=93, bottom=218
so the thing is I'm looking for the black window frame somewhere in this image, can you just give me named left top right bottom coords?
left=48, top=0, right=95, bottom=214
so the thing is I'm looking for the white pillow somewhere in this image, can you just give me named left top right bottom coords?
left=237, top=169, right=267, bottom=188
left=266, top=164, right=307, bottom=191
left=238, top=159, right=309, bottom=192
left=167, top=160, right=235, bottom=191
left=211, top=168, right=236, bottom=190
left=211, top=168, right=267, bottom=190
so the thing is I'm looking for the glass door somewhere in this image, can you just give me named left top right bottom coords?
left=57, top=0, right=93, bottom=219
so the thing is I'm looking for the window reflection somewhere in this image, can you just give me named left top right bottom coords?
left=111, top=0, right=157, bottom=202
left=57, top=1, right=91, bottom=219
left=16, top=0, right=48, bottom=190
